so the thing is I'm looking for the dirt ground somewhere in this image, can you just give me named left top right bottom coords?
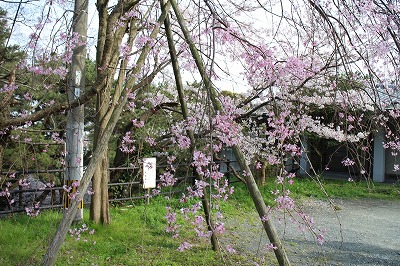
left=224, top=198, right=400, bottom=265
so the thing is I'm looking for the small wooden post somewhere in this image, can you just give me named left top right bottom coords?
left=18, top=184, right=23, bottom=208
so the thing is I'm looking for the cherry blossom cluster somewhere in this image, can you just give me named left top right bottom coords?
left=158, top=156, right=178, bottom=188
left=120, top=131, right=136, bottom=154
left=0, top=181, right=13, bottom=205
left=25, top=202, right=41, bottom=217
left=68, top=223, right=96, bottom=243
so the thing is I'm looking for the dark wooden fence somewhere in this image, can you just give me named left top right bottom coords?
left=0, top=160, right=237, bottom=216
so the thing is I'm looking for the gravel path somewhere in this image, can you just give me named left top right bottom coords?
left=224, top=198, right=400, bottom=265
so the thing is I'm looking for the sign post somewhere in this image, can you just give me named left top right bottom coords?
left=65, top=0, right=87, bottom=222
left=143, top=158, right=156, bottom=204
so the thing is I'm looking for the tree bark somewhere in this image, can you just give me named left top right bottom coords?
left=90, top=155, right=110, bottom=224
left=90, top=83, right=111, bottom=224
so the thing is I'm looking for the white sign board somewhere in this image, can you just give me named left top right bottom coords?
left=143, top=157, right=156, bottom=189
left=74, top=87, right=80, bottom=98
left=75, top=71, right=82, bottom=84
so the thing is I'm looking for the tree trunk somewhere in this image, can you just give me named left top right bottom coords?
left=41, top=3, right=171, bottom=264
left=41, top=84, right=129, bottom=266
left=90, top=87, right=111, bottom=224
left=0, top=129, right=9, bottom=171
left=169, top=0, right=290, bottom=263
left=233, top=146, right=291, bottom=266
left=259, top=161, right=267, bottom=186
left=100, top=156, right=111, bottom=223
left=91, top=154, right=111, bottom=224
left=162, top=0, right=219, bottom=250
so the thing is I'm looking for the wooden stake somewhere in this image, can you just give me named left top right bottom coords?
left=161, top=0, right=219, bottom=251
left=169, top=0, right=290, bottom=264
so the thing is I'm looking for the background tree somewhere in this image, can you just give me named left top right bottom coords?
left=0, top=7, right=25, bottom=170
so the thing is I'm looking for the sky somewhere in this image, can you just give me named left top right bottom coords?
left=1, top=0, right=341, bottom=96
left=1, top=0, right=257, bottom=94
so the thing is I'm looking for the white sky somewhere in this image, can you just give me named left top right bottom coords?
left=4, top=0, right=384, bottom=95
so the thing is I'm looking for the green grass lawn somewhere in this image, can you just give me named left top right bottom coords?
left=282, top=176, right=400, bottom=200
left=227, top=176, right=399, bottom=211
left=0, top=197, right=260, bottom=266
left=0, top=177, right=398, bottom=265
